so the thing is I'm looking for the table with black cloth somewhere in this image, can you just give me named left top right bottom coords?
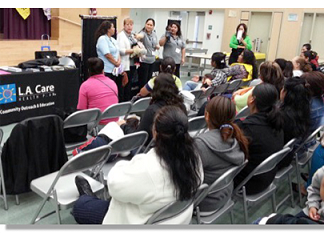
left=0, top=69, right=80, bottom=126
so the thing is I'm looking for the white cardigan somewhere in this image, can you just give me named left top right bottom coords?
left=117, top=30, right=131, bottom=72
left=102, top=148, right=203, bottom=224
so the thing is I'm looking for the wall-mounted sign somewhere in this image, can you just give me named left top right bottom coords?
left=208, top=25, right=212, bottom=30
left=288, top=13, right=298, bottom=22
left=229, top=10, right=237, bottom=18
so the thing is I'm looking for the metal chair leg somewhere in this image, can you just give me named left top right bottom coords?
left=0, top=164, right=8, bottom=210
left=15, top=195, right=20, bottom=205
left=229, top=210, right=234, bottom=224
left=288, top=172, right=295, bottom=208
left=242, top=186, right=249, bottom=224
left=271, top=193, right=276, bottom=213
left=30, top=197, right=49, bottom=224
left=53, top=190, right=61, bottom=224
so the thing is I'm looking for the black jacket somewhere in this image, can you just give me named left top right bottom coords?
left=1, top=115, right=68, bottom=194
left=234, top=112, right=284, bottom=195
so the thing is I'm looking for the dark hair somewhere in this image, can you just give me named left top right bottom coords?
left=236, top=23, right=247, bottom=39
left=151, top=73, right=186, bottom=112
left=170, top=22, right=182, bottom=37
left=280, top=77, right=311, bottom=139
left=211, top=52, right=227, bottom=69
left=303, top=43, right=311, bottom=51
left=241, top=49, right=258, bottom=80
left=275, top=58, right=293, bottom=78
left=153, top=106, right=201, bottom=200
left=301, top=71, right=324, bottom=97
left=303, top=50, right=317, bottom=61
left=294, top=57, right=312, bottom=73
left=87, top=57, right=104, bottom=76
left=95, top=20, right=113, bottom=42
left=252, top=83, right=283, bottom=131
left=205, top=96, right=249, bottom=159
left=141, top=18, right=155, bottom=32
left=259, top=61, right=285, bottom=93
left=160, top=57, right=176, bottom=75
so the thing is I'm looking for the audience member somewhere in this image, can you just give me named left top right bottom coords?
left=292, top=56, right=312, bottom=77
left=302, top=50, right=318, bottom=71
left=72, top=105, right=203, bottom=224
left=234, top=83, right=284, bottom=195
left=274, top=58, right=293, bottom=78
left=195, top=96, right=248, bottom=212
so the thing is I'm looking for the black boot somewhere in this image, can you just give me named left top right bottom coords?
left=75, top=175, right=97, bottom=197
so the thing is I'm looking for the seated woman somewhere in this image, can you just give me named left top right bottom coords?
left=136, top=72, right=186, bottom=145
left=277, top=77, right=311, bottom=170
left=302, top=50, right=318, bottom=71
left=72, top=105, right=203, bottom=224
left=195, top=96, right=248, bottom=212
left=138, top=56, right=182, bottom=97
left=292, top=56, right=312, bottom=77
left=234, top=83, right=284, bottom=195
left=274, top=58, right=293, bottom=79
left=77, top=57, right=119, bottom=125
left=232, top=61, right=284, bottom=112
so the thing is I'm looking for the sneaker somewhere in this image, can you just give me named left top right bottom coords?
left=75, top=175, right=97, bottom=197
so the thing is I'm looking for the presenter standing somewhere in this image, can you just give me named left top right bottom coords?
left=228, top=23, right=252, bottom=65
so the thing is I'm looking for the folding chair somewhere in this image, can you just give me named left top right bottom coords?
left=91, top=131, right=149, bottom=198
left=211, top=83, right=229, bottom=96
left=226, top=79, right=243, bottom=93
left=192, top=160, right=248, bottom=224
left=30, top=145, right=112, bottom=224
left=194, top=87, right=215, bottom=111
left=124, top=97, right=151, bottom=119
left=292, top=125, right=324, bottom=207
left=274, top=138, right=297, bottom=211
left=63, top=108, right=102, bottom=151
left=188, top=116, right=207, bottom=137
left=146, top=183, right=208, bottom=225
left=249, top=79, right=262, bottom=87
left=98, top=102, right=133, bottom=130
left=233, top=147, right=291, bottom=223
left=235, top=106, right=250, bottom=120
left=0, top=129, right=8, bottom=210
left=189, top=89, right=204, bottom=112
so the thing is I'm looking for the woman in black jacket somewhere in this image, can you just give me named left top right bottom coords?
left=234, top=83, right=284, bottom=195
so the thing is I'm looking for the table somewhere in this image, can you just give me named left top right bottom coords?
left=185, top=52, right=266, bottom=76
left=0, top=69, right=80, bottom=126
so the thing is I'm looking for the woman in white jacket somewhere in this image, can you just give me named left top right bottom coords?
left=117, top=18, right=146, bottom=101
left=72, top=105, right=203, bottom=224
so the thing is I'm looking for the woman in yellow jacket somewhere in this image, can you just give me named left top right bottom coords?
left=229, top=23, right=252, bottom=65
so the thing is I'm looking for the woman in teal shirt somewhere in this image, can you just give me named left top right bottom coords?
left=229, top=23, right=252, bottom=65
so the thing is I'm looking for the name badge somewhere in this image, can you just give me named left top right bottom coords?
left=175, top=48, right=181, bottom=53
left=152, top=51, right=155, bottom=56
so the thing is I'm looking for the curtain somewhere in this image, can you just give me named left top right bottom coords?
left=2, top=8, right=51, bottom=39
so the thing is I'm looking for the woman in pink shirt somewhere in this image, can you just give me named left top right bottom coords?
left=77, top=57, right=119, bottom=125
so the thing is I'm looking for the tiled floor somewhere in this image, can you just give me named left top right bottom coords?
left=0, top=69, right=306, bottom=225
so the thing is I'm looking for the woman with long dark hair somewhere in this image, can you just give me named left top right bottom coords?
left=72, top=105, right=202, bottom=224
left=228, top=23, right=252, bottom=65
left=136, top=18, right=160, bottom=89
left=274, top=58, right=294, bottom=78
left=159, top=22, right=186, bottom=78
left=95, top=20, right=124, bottom=101
left=234, top=83, right=284, bottom=195
left=195, top=96, right=248, bottom=212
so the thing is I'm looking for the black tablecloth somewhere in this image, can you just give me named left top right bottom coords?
left=0, top=69, right=80, bottom=126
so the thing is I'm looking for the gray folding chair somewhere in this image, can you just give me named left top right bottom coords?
left=30, top=145, right=112, bottom=224
left=63, top=108, right=102, bottom=151
left=192, top=160, right=248, bottom=224
left=190, top=89, right=204, bottom=112
left=0, top=129, right=8, bottom=210
left=226, top=79, right=243, bottom=93
left=292, top=125, right=324, bottom=207
left=233, top=147, right=291, bottom=223
left=235, top=106, right=250, bottom=120
left=211, top=83, right=229, bottom=96
left=188, top=116, right=207, bottom=137
left=146, top=183, right=208, bottom=225
left=98, top=102, right=133, bottom=130
left=91, top=131, right=149, bottom=198
left=249, top=79, right=262, bottom=87
left=274, top=138, right=297, bottom=211
left=124, top=97, right=151, bottom=119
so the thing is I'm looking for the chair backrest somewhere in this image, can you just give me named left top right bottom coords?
left=212, top=83, right=229, bottom=95
left=188, top=116, right=207, bottom=136
left=233, top=147, right=291, bottom=195
left=283, top=138, right=298, bottom=149
left=100, top=102, right=132, bottom=121
left=63, top=108, right=101, bottom=132
left=193, top=161, right=247, bottom=208
left=249, top=79, right=262, bottom=87
left=294, top=125, right=324, bottom=154
left=128, top=97, right=151, bottom=115
left=190, top=89, right=204, bottom=101
left=146, top=183, right=208, bottom=224
left=109, top=131, right=148, bottom=155
left=199, top=87, right=215, bottom=100
left=235, top=106, right=250, bottom=120
left=0, top=128, right=3, bottom=147
left=226, top=79, right=242, bottom=93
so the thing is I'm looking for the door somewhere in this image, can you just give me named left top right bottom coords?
left=267, top=12, right=283, bottom=61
